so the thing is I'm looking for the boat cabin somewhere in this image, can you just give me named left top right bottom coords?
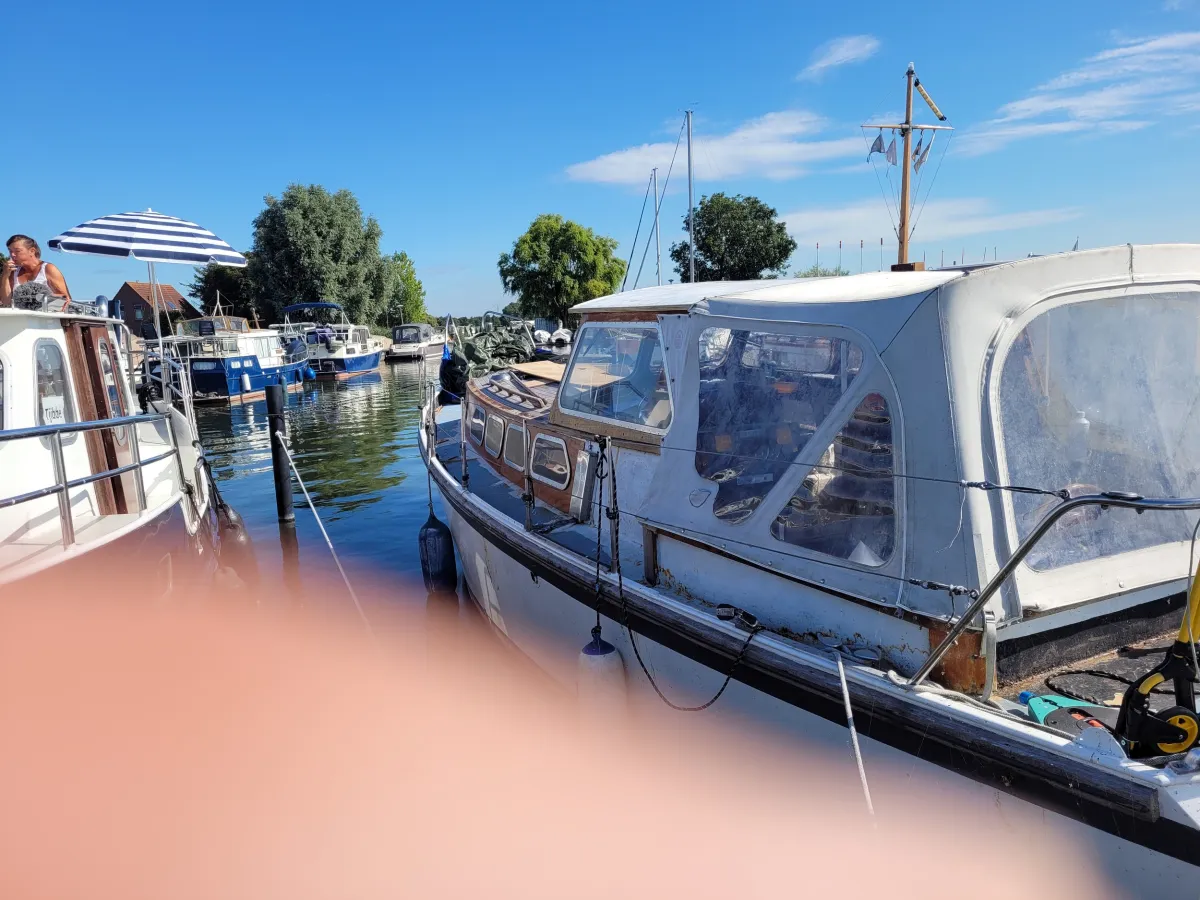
left=457, top=245, right=1200, bottom=691
left=393, top=323, right=434, bottom=347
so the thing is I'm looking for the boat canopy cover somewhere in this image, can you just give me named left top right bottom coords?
left=283, top=301, right=343, bottom=314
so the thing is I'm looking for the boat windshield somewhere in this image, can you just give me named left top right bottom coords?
left=998, top=290, right=1200, bottom=570
left=395, top=326, right=422, bottom=343
left=558, top=324, right=671, bottom=430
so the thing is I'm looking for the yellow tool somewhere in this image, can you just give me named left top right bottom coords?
left=1116, top=565, right=1200, bottom=756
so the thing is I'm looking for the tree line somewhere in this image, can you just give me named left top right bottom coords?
left=497, top=193, right=821, bottom=323
left=189, top=184, right=428, bottom=328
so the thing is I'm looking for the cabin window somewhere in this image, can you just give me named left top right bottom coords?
left=34, top=340, right=75, bottom=427
left=504, top=424, right=526, bottom=471
left=558, top=324, right=671, bottom=431
left=98, top=340, right=128, bottom=445
left=397, top=326, right=421, bottom=344
left=484, top=414, right=505, bottom=457
left=696, top=327, right=863, bottom=524
left=469, top=403, right=487, bottom=444
left=771, top=392, right=895, bottom=566
left=998, top=291, right=1200, bottom=571
left=530, top=434, right=570, bottom=489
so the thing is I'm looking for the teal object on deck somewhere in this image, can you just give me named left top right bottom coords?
left=1027, top=694, right=1095, bottom=724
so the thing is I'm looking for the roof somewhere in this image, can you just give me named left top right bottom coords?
left=116, top=281, right=196, bottom=315
left=570, top=270, right=964, bottom=315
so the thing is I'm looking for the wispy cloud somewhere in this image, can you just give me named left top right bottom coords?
left=566, top=111, right=860, bottom=184
left=780, top=198, right=1080, bottom=246
left=798, top=35, right=880, bottom=81
left=960, top=31, right=1200, bottom=155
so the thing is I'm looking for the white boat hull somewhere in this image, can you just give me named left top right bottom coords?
left=444, top=500, right=1199, bottom=897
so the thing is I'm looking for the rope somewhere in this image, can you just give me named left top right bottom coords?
left=909, top=129, right=954, bottom=246
left=620, top=173, right=655, bottom=292
left=633, top=120, right=686, bottom=290
left=274, top=430, right=375, bottom=638
left=599, top=438, right=762, bottom=711
left=837, top=653, right=875, bottom=816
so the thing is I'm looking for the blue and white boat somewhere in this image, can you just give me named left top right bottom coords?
left=274, top=302, right=383, bottom=379
left=170, top=314, right=309, bottom=403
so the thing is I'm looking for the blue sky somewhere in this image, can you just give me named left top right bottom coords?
left=6, top=0, right=1200, bottom=315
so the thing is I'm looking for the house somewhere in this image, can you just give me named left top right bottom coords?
left=112, top=282, right=201, bottom=337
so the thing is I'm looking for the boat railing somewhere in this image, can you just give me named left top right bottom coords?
left=143, top=349, right=197, bottom=430
left=912, top=491, right=1200, bottom=687
left=0, top=412, right=185, bottom=549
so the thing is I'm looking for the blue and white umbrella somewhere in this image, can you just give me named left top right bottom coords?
left=49, top=209, right=247, bottom=268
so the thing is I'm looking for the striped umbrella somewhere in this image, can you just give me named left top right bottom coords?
left=49, top=209, right=247, bottom=267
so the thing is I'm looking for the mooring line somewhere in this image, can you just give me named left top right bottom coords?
left=836, top=652, right=875, bottom=817
left=274, top=430, right=374, bottom=636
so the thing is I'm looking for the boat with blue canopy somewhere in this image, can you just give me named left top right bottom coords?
left=273, top=301, right=383, bottom=379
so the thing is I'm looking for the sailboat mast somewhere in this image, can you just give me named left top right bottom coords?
left=897, top=64, right=915, bottom=266
left=686, top=109, right=695, bottom=283
left=652, top=166, right=662, bottom=286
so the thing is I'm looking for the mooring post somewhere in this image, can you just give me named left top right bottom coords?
left=278, top=519, right=302, bottom=600
left=266, top=384, right=294, bottom=523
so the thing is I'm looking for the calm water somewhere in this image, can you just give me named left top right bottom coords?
left=196, top=362, right=448, bottom=598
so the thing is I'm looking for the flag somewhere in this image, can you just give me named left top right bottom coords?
left=1072, top=237, right=1079, bottom=251
left=867, top=132, right=885, bottom=158
left=912, top=136, right=923, bottom=162
left=914, top=133, right=934, bottom=173
left=885, top=137, right=897, bottom=166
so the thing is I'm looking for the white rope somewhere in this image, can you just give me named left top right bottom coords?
left=274, top=430, right=374, bottom=637
left=836, top=653, right=875, bottom=817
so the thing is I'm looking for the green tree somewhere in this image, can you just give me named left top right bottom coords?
left=377, top=251, right=427, bottom=325
left=245, top=184, right=385, bottom=324
left=670, top=193, right=797, bottom=282
left=501, top=300, right=524, bottom=318
left=498, top=214, right=625, bottom=324
left=794, top=264, right=849, bottom=277
left=188, top=259, right=257, bottom=320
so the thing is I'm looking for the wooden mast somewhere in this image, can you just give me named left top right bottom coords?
left=897, top=64, right=915, bottom=267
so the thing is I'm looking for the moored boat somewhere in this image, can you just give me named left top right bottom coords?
left=169, top=314, right=309, bottom=403
left=421, top=246, right=1200, bottom=891
left=386, top=322, right=445, bottom=361
left=274, top=302, right=383, bottom=379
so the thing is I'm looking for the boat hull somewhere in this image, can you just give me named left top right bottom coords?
left=313, top=350, right=383, bottom=379
left=190, top=356, right=308, bottom=404
left=386, top=343, right=442, bottom=361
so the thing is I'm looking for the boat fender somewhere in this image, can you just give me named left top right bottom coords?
left=304, top=366, right=317, bottom=381
left=216, top=501, right=260, bottom=587
left=241, top=372, right=252, bottom=393
left=418, top=510, right=458, bottom=595
left=577, top=626, right=626, bottom=714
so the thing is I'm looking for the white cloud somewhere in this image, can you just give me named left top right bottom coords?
left=567, top=110, right=861, bottom=184
left=798, top=35, right=880, bottom=81
left=780, top=198, right=1080, bottom=247
left=960, top=31, right=1200, bottom=156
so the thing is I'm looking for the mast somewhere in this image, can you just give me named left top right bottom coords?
left=686, top=109, right=695, bottom=283
left=897, top=64, right=915, bottom=266
left=652, top=167, right=662, bottom=285
left=862, top=63, right=951, bottom=270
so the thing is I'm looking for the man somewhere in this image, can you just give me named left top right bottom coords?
left=1, top=234, right=71, bottom=307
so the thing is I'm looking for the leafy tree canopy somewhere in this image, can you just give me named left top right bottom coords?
left=378, top=251, right=428, bottom=325
left=501, top=300, right=524, bottom=318
left=188, top=184, right=426, bottom=329
left=670, top=193, right=797, bottom=283
left=794, top=264, right=849, bottom=277
left=498, top=214, right=625, bottom=324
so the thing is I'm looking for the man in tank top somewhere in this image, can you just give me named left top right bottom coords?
left=1, top=234, right=71, bottom=307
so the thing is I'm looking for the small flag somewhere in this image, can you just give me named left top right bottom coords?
left=914, top=133, right=934, bottom=173
left=867, top=132, right=885, bottom=158
left=912, top=136, right=923, bottom=162
left=1072, top=237, right=1079, bottom=251
left=885, top=137, right=897, bottom=166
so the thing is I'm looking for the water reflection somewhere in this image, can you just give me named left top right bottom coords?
left=195, top=360, right=443, bottom=589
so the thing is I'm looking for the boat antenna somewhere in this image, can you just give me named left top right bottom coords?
left=862, top=63, right=953, bottom=269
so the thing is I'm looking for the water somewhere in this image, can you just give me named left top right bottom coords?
left=196, top=362, right=447, bottom=597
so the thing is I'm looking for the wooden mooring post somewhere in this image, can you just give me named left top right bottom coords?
left=266, top=384, right=294, bottom=523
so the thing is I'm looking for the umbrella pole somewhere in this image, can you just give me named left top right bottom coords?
left=149, top=261, right=164, bottom=384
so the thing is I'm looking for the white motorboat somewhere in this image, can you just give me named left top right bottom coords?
left=273, top=301, right=383, bottom=379
left=422, top=246, right=1200, bottom=891
left=386, top=322, right=445, bottom=361
left=550, top=327, right=572, bottom=346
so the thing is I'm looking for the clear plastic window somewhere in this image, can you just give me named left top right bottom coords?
left=558, top=325, right=672, bottom=430
left=696, top=327, right=863, bottom=524
left=531, top=435, right=570, bottom=489
left=484, top=414, right=504, bottom=457
left=771, top=392, right=895, bottom=566
left=35, top=341, right=75, bottom=427
left=999, top=292, right=1200, bottom=570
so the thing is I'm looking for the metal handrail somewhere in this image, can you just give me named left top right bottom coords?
left=0, top=411, right=182, bottom=549
left=910, top=491, right=1200, bottom=687
left=0, top=412, right=170, bottom=443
